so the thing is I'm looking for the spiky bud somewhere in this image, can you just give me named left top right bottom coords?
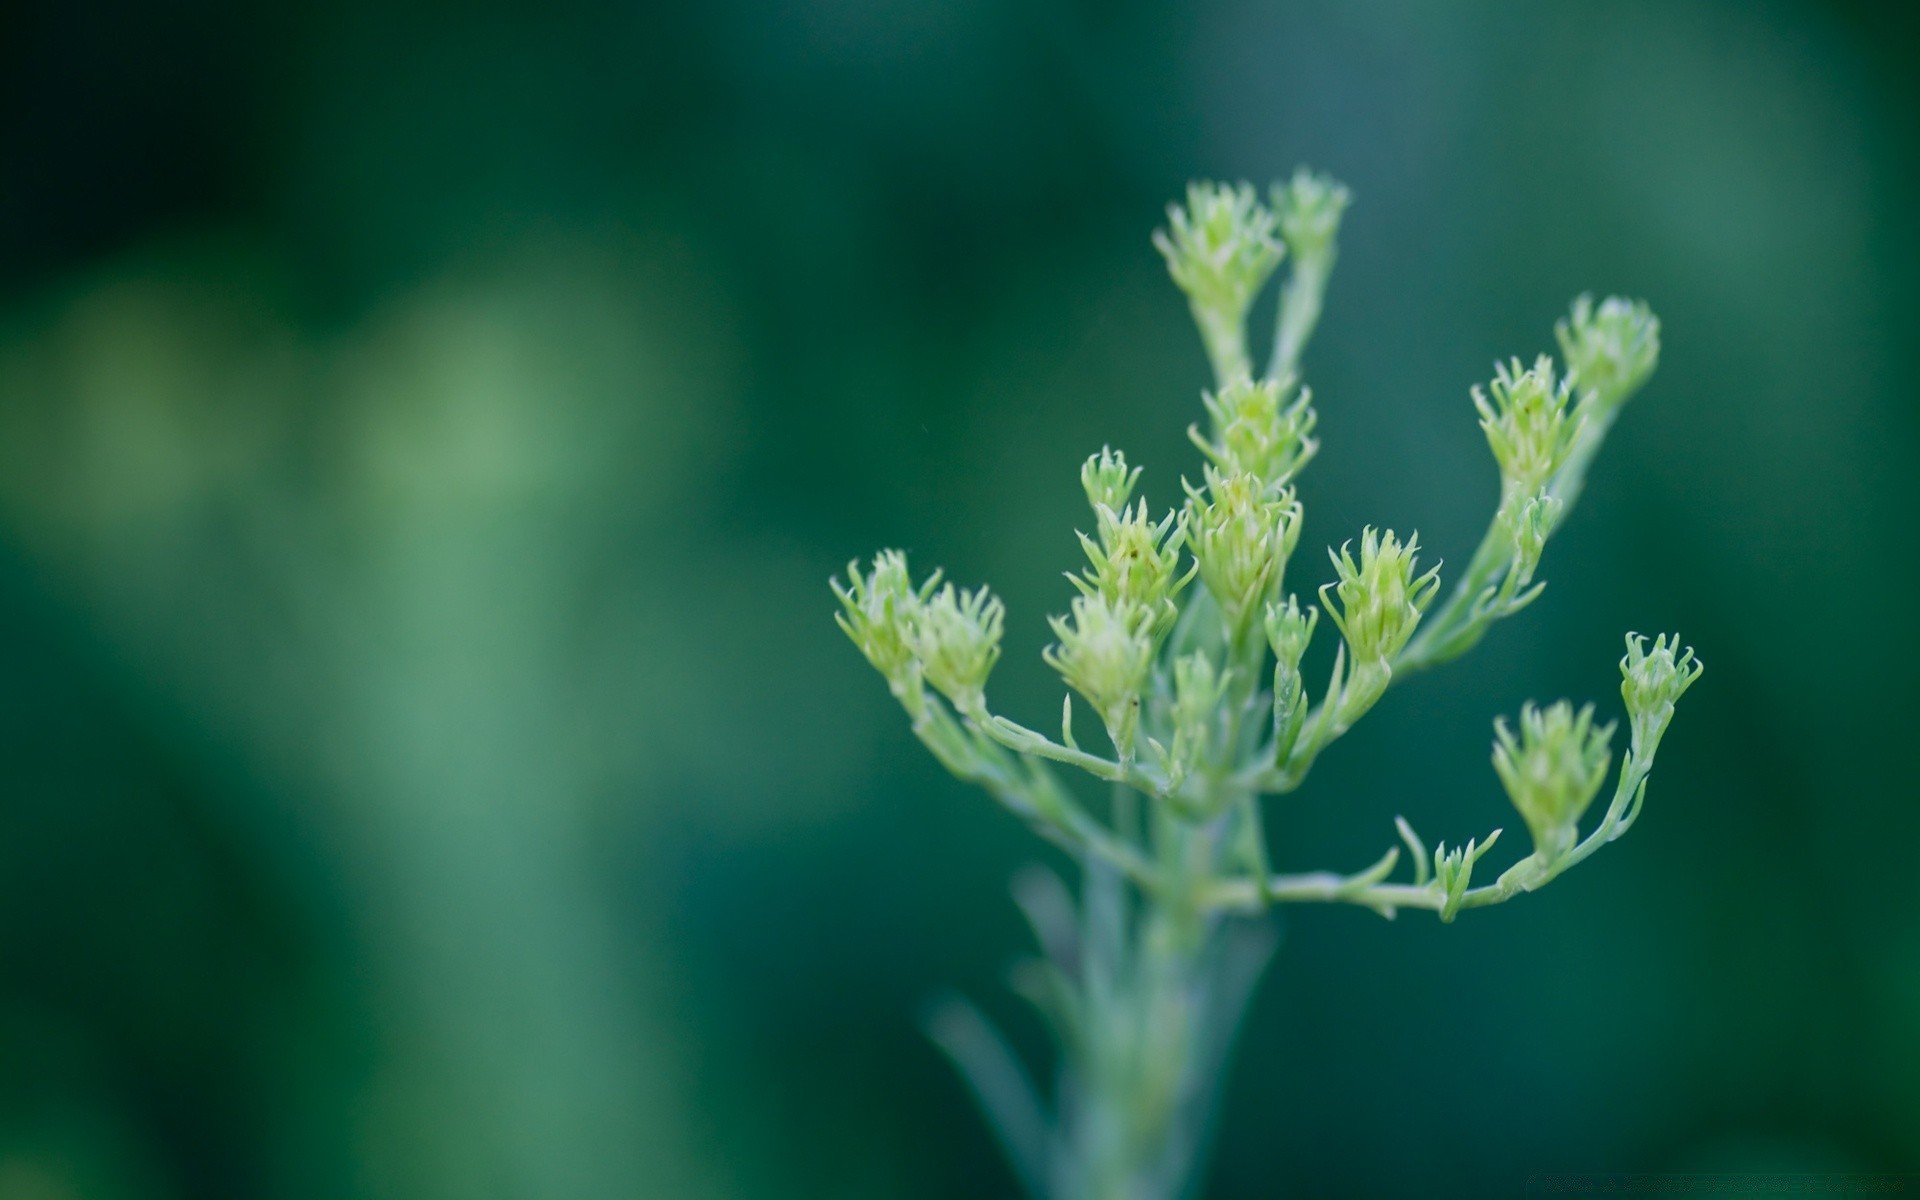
left=1320, top=528, right=1440, bottom=666
left=1556, top=294, right=1661, bottom=414
left=1493, top=701, right=1615, bottom=862
left=1070, top=500, right=1189, bottom=634
left=1080, top=446, right=1141, bottom=514
left=1620, top=632, right=1703, bottom=761
left=1185, top=470, right=1303, bottom=642
left=1193, top=376, right=1319, bottom=489
left=1474, top=355, right=1580, bottom=502
left=1153, top=182, right=1284, bottom=382
left=1272, top=167, right=1351, bottom=262
left=832, top=550, right=938, bottom=689
left=1045, top=594, right=1157, bottom=754
left=907, top=583, right=1005, bottom=714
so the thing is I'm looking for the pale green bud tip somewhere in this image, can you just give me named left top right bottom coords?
left=1492, top=700, right=1615, bottom=860
left=1194, top=376, right=1319, bottom=488
left=1262, top=594, right=1317, bottom=671
left=1272, top=167, right=1351, bottom=258
left=1045, top=594, right=1157, bottom=732
left=1556, top=294, right=1661, bottom=410
left=831, top=549, right=938, bottom=680
left=1152, top=181, right=1284, bottom=314
left=1081, top=445, right=1141, bottom=513
left=1321, top=527, right=1441, bottom=664
left=1473, top=355, right=1579, bottom=496
left=1620, top=632, right=1702, bottom=751
left=908, top=582, right=1005, bottom=710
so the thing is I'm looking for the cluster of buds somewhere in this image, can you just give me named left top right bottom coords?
left=1153, top=182, right=1285, bottom=383
left=1492, top=701, right=1615, bottom=864
left=832, top=551, right=1005, bottom=716
left=1185, top=469, right=1303, bottom=644
left=1474, top=356, right=1581, bottom=504
left=1192, top=376, right=1319, bottom=489
left=1557, top=294, right=1662, bottom=415
left=1620, top=633, right=1704, bottom=762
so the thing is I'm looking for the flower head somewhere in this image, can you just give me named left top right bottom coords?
left=1185, top=470, right=1303, bottom=641
left=1620, top=632, right=1703, bottom=760
left=1081, top=446, right=1141, bottom=513
left=1272, top=167, right=1351, bottom=262
left=1193, top=376, right=1319, bottom=489
left=1474, top=356, right=1580, bottom=500
left=1153, top=182, right=1285, bottom=327
left=907, top=582, right=1005, bottom=713
left=1320, top=528, right=1440, bottom=665
left=1045, top=594, right=1158, bottom=752
left=832, top=549, right=937, bottom=685
left=1070, top=499, right=1189, bottom=633
left=1556, top=294, right=1661, bottom=414
left=1493, top=701, right=1615, bottom=862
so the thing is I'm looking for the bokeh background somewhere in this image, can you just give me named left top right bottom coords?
left=1, top=0, right=1916, bottom=1196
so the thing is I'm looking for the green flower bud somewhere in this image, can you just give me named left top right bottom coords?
left=1263, top=594, right=1319, bottom=759
left=1272, top=167, right=1351, bottom=262
left=1474, top=355, right=1580, bottom=501
left=1081, top=445, right=1141, bottom=513
left=1620, top=632, right=1703, bottom=761
left=1492, top=701, right=1615, bottom=863
left=1192, top=376, right=1319, bottom=488
left=1070, top=500, right=1189, bottom=631
left=1556, top=294, right=1661, bottom=414
left=1320, top=528, right=1440, bottom=666
left=832, top=549, right=938, bottom=687
left=1154, top=182, right=1285, bottom=382
left=1262, top=594, right=1318, bottom=678
left=1185, top=470, right=1303, bottom=642
left=1044, top=594, right=1158, bottom=753
left=1166, top=651, right=1233, bottom=795
left=908, top=582, right=1005, bottom=714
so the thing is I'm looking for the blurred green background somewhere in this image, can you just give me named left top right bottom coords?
left=0, top=0, right=1916, bottom=1196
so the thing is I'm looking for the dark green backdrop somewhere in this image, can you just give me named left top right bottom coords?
left=0, top=1, right=1916, bottom=1196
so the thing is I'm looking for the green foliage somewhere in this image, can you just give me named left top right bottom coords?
left=831, top=170, right=1701, bottom=1200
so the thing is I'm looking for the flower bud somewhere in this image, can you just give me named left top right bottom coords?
left=1192, top=376, right=1319, bottom=488
left=832, top=549, right=937, bottom=685
left=1556, top=294, right=1660, bottom=413
left=1154, top=182, right=1284, bottom=382
left=907, top=582, right=1005, bottom=713
left=1272, top=167, right=1351, bottom=262
left=1044, top=594, right=1157, bottom=752
left=1264, top=594, right=1319, bottom=758
left=1620, top=632, right=1703, bottom=760
left=1492, top=701, right=1615, bottom=863
left=1473, top=355, right=1579, bottom=500
left=1070, top=500, right=1188, bottom=632
left=1185, top=470, right=1303, bottom=642
left=1080, top=445, right=1141, bottom=514
left=1166, top=651, right=1233, bottom=791
left=1320, top=528, right=1440, bottom=666
left=1262, top=593, right=1317, bottom=678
